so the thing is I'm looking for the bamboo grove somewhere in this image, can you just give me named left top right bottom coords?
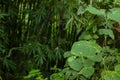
left=1, top=0, right=120, bottom=80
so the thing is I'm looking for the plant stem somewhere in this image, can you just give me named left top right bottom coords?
left=90, top=0, right=93, bottom=5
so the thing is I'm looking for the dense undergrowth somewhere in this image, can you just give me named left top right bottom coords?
left=0, top=0, right=120, bottom=80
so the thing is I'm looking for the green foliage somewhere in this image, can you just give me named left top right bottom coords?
left=24, top=69, right=48, bottom=80
left=50, top=72, right=64, bottom=80
left=67, top=56, right=83, bottom=71
left=3, top=58, right=16, bottom=71
left=86, top=5, right=105, bottom=16
left=102, top=70, right=120, bottom=80
left=79, top=67, right=94, bottom=78
left=1, top=0, right=120, bottom=80
left=71, top=41, right=102, bottom=61
left=107, top=8, right=120, bottom=23
left=99, top=29, right=114, bottom=39
left=62, top=41, right=102, bottom=79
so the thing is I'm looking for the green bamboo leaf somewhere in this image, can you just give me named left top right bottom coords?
left=3, top=58, right=16, bottom=70
left=0, top=13, right=8, bottom=19
left=99, top=29, right=114, bottom=39
left=65, top=17, right=73, bottom=30
left=29, top=69, right=40, bottom=74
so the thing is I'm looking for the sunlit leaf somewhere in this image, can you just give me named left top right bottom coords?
left=86, top=5, right=105, bottom=16
left=77, top=6, right=85, bottom=15
left=51, top=72, right=64, bottom=80
left=71, top=41, right=102, bottom=62
left=24, top=69, right=41, bottom=79
left=107, top=8, right=120, bottom=23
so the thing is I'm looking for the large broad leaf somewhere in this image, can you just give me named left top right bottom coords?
left=86, top=5, right=105, bottom=16
left=71, top=41, right=102, bottom=62
left=107, top=8, right=120, bottom=23
left=99, top=29, right=114, bottom=39
left=67, top=56, right=83, bottom=71
left=79, top=67, right=94, bottom=78
left=83, top=59, right=94, bottom=67
left=88, top=50, right=103, bottom=62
